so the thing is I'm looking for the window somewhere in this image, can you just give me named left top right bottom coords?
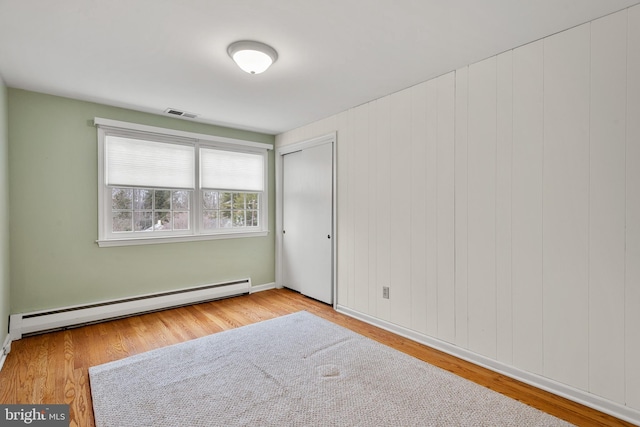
left=202, top=191, right=260, bottom=229
left=95, top=118, right=270, bottom=247
left=111, top=188, right=191, bottom=232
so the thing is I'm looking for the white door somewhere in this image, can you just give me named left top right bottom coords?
left=282, top=142, right=333, bottom=304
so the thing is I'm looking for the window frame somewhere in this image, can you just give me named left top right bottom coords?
left=95, top=117, right=271, bottom=247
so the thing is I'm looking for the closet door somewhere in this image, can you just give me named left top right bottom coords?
left=282, top=142, right=333, bottom=304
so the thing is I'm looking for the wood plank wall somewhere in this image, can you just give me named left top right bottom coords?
left=627, top=4, right=640, bottom=410
left=276, top=5, right=640, bottom=417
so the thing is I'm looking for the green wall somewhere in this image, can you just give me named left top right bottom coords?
left=0, top=78, right=9, bottom=338
left=8, top=88, right=275, bottom=313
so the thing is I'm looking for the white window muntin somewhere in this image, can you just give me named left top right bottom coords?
left=108, top=186, right=193, bottom=238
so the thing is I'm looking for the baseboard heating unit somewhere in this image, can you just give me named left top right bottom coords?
left=9, top=278, right=251, bottom=340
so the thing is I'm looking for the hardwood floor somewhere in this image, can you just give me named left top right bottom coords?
left=0, top=288, right=633, bottom=426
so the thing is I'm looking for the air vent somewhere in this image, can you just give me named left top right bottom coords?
left=164, top=108, right=198, bottom=119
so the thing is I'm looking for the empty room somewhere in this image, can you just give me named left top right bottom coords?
left=0, top=1, right=639, bottom=426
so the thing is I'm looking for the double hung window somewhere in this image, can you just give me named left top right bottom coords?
left=95, top=118, right=270, bottom=247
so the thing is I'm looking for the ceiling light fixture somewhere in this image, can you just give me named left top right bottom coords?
left=227, top=40, right=278, bottom=74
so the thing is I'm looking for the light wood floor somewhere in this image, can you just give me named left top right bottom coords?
left=0, top=288, right=632, bottom=427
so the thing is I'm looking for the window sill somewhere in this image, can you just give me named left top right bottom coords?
left=96, top=230, right=269, bottom=247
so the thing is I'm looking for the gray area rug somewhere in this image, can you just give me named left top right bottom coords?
left=89, top=311, right=573, bottom=426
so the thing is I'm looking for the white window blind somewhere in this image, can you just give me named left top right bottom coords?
left=200, top=147, right=264, bottom=192
left=106, top=136, right=195, bottom=189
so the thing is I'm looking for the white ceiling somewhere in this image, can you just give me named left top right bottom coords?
left=1, top=0, right=638, bottom=135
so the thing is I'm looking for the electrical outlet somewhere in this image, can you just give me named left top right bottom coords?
left=382, top=286, right=389, bottom=299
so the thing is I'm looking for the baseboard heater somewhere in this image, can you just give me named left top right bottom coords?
left=9, top=278, right=251, bottom=340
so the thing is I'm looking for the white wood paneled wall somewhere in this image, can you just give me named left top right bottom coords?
left=542, top=21, right=591, bottom=393
left=467, top=55, right=498, bottom=360
left=589, top=11, right=627, bottom=403
left=511, top=39, right=544, bottom=377
left=626, top=5, right=640, bottom=411
left=454, top=66, right=469, bottom=350
left=275, top=4, right=640, bottom=416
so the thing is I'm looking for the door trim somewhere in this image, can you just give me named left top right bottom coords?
left=276, top=133, right=337, bottom=308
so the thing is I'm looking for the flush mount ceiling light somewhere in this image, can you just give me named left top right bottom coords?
left=227, top=40, right=278, bottom=74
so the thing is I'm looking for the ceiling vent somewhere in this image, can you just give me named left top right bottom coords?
left=164, top=108, right=198, bottom=119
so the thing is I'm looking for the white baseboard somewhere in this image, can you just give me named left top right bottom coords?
left=0, top=333, right=10, bottom=373
left=250, top=282, right=276, bottom=293
left=10, top=279, right=251, bottom=340
left=336, top=304, right=640, bottom=426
